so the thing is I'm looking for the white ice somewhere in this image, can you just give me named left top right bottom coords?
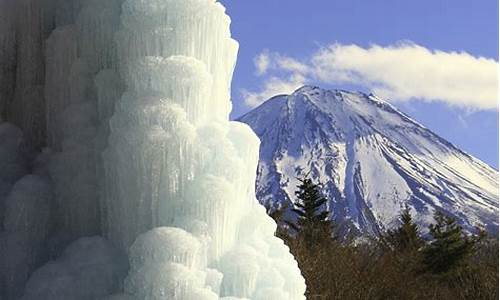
left=0, top=0, right=306, bottom=299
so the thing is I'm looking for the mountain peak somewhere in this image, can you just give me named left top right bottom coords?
left=290, top=85, right=395, bottom=113
left=292, top=85, right=322, bottom=94
left=239, top=87, right=499, bottom=237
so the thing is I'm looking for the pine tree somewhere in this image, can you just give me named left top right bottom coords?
left=423, top=211, right=477, bottom=274
left=382, top=207, right=423, bottom=253
left=286, top=176, right=333, bottom=244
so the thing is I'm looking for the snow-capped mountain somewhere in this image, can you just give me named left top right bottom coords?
left=238, top=86, right=499, bottom=236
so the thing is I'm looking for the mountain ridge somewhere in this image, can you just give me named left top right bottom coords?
left=238, top=85, right=499, bottom=237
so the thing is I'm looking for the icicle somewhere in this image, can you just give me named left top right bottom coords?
left=2, top=1, right=307, bottom=299
left=103, top=1, right=306, bottom=299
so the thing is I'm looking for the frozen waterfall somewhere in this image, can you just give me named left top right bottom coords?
left=0, top=0, right=306, bottom=299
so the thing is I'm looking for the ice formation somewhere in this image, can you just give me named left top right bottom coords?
left=0, top=0, right=306, bottom=299
left=102, top=0, right=306, bottom=298
left=21, top=236, right=128, bottom=300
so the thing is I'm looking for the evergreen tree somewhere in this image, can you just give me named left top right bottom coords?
left=382, top=207, right=423, bottom=253
left=423, top=211, right=477, bottom=274
left=286, top=176, right=333, bottom=243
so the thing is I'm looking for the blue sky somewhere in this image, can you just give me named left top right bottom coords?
left=219, top=0, right=499, bottom=168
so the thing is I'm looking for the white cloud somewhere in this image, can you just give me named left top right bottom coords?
left=274, top=55, right=309, bottom=74
left=254, top=50, right=271, bottom=75
left=242, top=52, right=310, bottom=107
left=241, top=73, right=306, bottom=108
left=244, top=42, right=499, bottom=110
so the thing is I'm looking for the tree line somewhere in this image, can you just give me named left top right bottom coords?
left=267, top=176, right=499, bottom=300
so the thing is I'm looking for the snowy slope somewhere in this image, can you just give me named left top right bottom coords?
left=238, top=86, right=499, bottom=236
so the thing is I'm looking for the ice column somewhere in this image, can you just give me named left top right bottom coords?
left=45, top=0, right=122, bottom=240
left=103, top=1, right=306, bottom=299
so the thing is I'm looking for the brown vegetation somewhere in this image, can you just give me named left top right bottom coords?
left=280, top=231, right=498, bottom=300
left=269, top=177, right=499, bottom=300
